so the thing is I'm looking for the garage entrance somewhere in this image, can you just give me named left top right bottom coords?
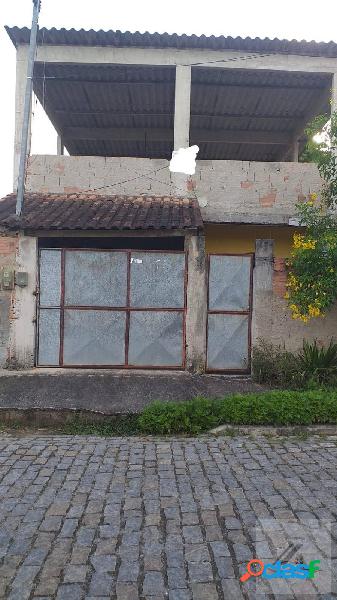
left=206, top=254, right=253, bottom=373
left=37, top=248, right=187, bottom=368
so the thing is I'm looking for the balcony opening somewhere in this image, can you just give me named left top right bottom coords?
left=190, top=67, right=332, bottom=162
left=32, top=63, right=175, bottom=159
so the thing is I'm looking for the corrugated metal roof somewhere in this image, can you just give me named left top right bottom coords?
left=30, top=61, right=331, bottom=161
left=0, top=193, right=203, bottom=232
left=5, top=26, right=337, bottom=57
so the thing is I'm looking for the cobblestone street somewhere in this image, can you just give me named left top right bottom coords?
left=0, top=433, right=336, bottom=599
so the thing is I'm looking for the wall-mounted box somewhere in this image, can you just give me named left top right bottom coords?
left=2, top=268, right=14, bottom=290
left=15, top=271, right=28, bottom=287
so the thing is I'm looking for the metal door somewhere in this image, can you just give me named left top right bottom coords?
left=206, top=254, right=253, bottom=372
left=37, top=248, right=186, bottom=368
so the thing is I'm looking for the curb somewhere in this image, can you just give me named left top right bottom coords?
left=209, top=424, right=337, bottom=436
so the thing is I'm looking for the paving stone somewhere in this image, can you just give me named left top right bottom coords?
left=116, top=583, right=139, bottom=599
left=56, top=584, right=84, bottom=599
left=169, top=591, right=192, bottom=600
left=191, top=583, right=219, bottom=600
left=63, top=565, right=87, bottom=583
left=142, top=572, right=165, bottom=595
left=1, top=434, right=337, bottom=599
left=88, top=572, right=113, bottom=596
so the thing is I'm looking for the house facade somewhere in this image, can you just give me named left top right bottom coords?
left=0, top=26, right=337, bottom=372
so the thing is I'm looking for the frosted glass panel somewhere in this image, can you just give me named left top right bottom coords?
left=129, top=311, right=183, bottom=366
left=38, top=309, right=60, bottom=365
left=65, top=251, right=127, bottom=307
left=130, top=252, right=185, bottom=308
left=207, top=314, right=249, bottom=370
left=39, top=250, right=61, bottom=307
left=208, top=255, right=251, bottom=311
left=63, top=310, right=126, bottom=365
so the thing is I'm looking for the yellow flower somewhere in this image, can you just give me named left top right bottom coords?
left=308, top=304, right=321, bottom=318
left=292, top=233, right=316, bottom=250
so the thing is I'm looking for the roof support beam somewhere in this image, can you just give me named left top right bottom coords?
left=62, top=126, right=292, bottom=145
left=53, top=109, right=302, bottom=122
left=34, top=76, right=328, bottom=92
left=28, top=44, right=337, bottom=74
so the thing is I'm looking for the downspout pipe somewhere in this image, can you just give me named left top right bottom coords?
left=16, top=0, right=41, bottom=217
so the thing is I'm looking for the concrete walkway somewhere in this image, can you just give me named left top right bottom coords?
left=0, top=433, right=335, bottom=599
left=0, top=370, right=266, bottom=415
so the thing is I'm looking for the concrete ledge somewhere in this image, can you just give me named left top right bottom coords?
left=210, top=424, right=337, bottom=436
left=0, top=369, right=266, bottom=415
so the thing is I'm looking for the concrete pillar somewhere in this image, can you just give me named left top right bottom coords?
left=185, top=233, right=207, bottom=373
left=332, top=72, right=337, bottom=114
left=251, top=239, right=274, bottom=348
left=8, top=235, right=37, bottom=368
left=174, top=65, right=191, bottom=150
left=57, top=135, right=64, bottom=156
left=13, top=47, right=32, bottom=190
left=291, top=139, right=299, bottom=162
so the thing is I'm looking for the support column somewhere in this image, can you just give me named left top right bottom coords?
left=8, top=235, right=37, bottom=368
left=13, top=47, right=31, bottom=190
left=185, top=233, right=207, bottom=373
left=251, top=239, right=274, bottom=348
left=291, top=139, right=299, bottom=162
left=57, top=135, right=64, bottom=156
left=332, top=72, right=337, bottom=114
left=174, top=65, right=191, bottom=150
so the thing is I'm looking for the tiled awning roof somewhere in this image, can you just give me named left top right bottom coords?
left=0, top=193, right=203, bottom=232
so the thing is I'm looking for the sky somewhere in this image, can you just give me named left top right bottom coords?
left=1, top=0, right=337, bottom=197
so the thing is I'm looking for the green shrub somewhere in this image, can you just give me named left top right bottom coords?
left=137, top=389, right=337, bottom=433
left=138, top=397, right=220, bottom=435
left=252, top=341, right=300, bottom=387
left=252, top=339, right=337, bottom=388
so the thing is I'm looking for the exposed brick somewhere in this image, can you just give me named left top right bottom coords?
left=273, top=257, right=288, bottom=297
left=259, top=190, right=277, bottom=207
left=240, top=180, right=253, bottom=189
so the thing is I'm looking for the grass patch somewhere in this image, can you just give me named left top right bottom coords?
left=1, top=389, right=337, bottom=436
left=61, top=414, right=139, bottom=437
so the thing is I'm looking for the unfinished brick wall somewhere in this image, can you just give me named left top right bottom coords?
left=26, top=156, right=323, bottom=224
left=0, top=235, right=18, bottom=367
left=273, top=257, right=288, bottom=298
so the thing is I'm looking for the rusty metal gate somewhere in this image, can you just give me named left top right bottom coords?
left=37, top=248, right=187, bottom=368
left=206, top=254, right=253, bottom=373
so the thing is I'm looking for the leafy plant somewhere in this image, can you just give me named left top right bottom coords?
left=138, top=396, right=219, bottom=435
left=252, top=339, right=337, bottom=388
left=297, top=339, right=337, bottom=385
left=138, top=390, right=337, bottom=433
left=286, top=112, right=337, bottom=321
left=252, top=340, right=302, bottom=388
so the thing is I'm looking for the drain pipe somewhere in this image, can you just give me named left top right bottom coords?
left=16, top=0, right=41, bottom=217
